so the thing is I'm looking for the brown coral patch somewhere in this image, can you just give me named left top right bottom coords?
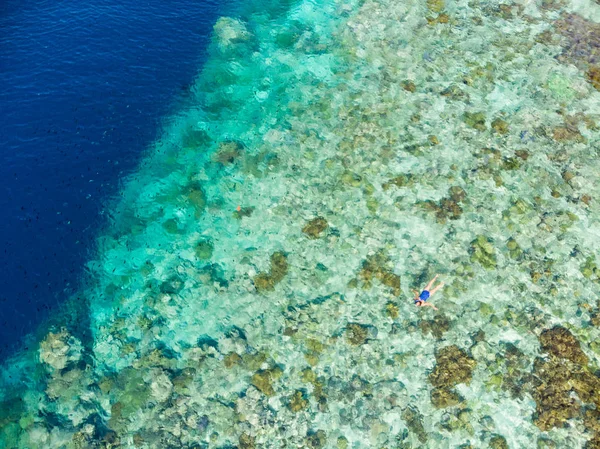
left=588, top=66, right=600, bottom=91
left=213, top=140, right=244, bottom=165
left=497, top=343, right=534, bottom=399
left=345, top=323, right=369, bottom=346
left=302, top=217, right=329, bottom=239
left=289, top=390, right=309, bottom=412
left=251, top=366, right=282, bottom=396
left=554, top=13, right=600, bottom=70
left=553, top=13, right=600, bottom=93
left=430, top=387, right=461, bottom=408
left=253, top=251, right=289, bottom=292
left=552, top=125, right=585, bottom=143
left=429, top=345, right=476, bottom=389
left=356, top=251, right=401, bottom=295
left=489, top=435, right=509, bottom=449
left=402, top=406, right=428, bottom=443
left=532, top=357, right=581, bottom=430
left=382, top=174, right=413, bottom=190
left=419, top=314, right=451, bottom=339
left=239, top=433, right=256, bottom=449
left=531, top=327, right=600, bottom=446
left=429, top=345, right=476, bottom=408
left=420, top=186, right=467, bottom=224
left=402, top=80, right=416, bottom=92
left=463, top=111, right=487, bottom=131
left=539, top=326, right=588, bottom=365
left=386, top=301, right=399, bottom=319
left=491, top=118, right=509, bottom=135
left=588, top=435, right=600, bottom=449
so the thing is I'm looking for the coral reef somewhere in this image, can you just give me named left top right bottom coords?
left=355, top=251, right=401, bottom=295
left=3, top=0, right=600, bottom=448
left=302, top=216, right=329, bottom=239
left=253, top=251, right=288, bottom=292
left=39, top=329, right=83, bottom=372
left=429, top=345, right=476, bottom=409
left=469, top=235, right=497, bottom=270
left=539, top=326, right=589, bottom=365
left=532, top=326, right=600, bottom=448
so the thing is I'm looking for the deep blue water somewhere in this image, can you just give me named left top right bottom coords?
left=0, top=0, right=223, bottom=358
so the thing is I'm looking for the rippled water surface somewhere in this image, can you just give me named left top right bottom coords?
left=2, top=0, right=600, bottom=448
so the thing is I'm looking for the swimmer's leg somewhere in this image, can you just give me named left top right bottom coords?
left=425, top=274, right=439, bottom=291
left=429, top=281, right=445, bottom=296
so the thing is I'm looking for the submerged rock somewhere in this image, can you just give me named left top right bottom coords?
left=214, top=17, right=251, bottom=51
left=159, top=275, right=184, bottom=295
left=233, top=206, right=255, bottom=220
left=419, top=314, right=450, bottom=339
left=162, top=218, right=182, bottom=234
left=306, top=429, right=327, bottom=448
left=180, top=125, right=211, bottom=150
left=184, top=181, right=207, bottom=218
left=420, top=186, right=467, bottom=223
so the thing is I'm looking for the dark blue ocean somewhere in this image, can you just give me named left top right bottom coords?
left=0, top=0, right=225, bottom=358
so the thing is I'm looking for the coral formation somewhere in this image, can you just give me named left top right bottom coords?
left=302, top=216, right=329, bottom=239
left=345, top=323, right=370, bottom=346
left=429, top=345, right=476, bottom=408
left=253, top=251, right=288, bottom=292
left=539, top=326, right=589, bottom=365
left=39, top=329, right=83, bottom=372
left=355, top=251, right=401, bottom=295
left=532, top=326, right=600, bottom=448
left=470, top=235, right=497, bottom=269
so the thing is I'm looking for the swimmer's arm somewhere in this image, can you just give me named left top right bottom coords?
left=421, top=302, right=438, bottom=311
left=412, top=289, right=420, bottom=299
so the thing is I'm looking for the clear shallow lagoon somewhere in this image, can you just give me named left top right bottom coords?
left=2, top=0, right=600, bottom=448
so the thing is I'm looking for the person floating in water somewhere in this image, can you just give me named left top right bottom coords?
left=412, top=274, right=444, bottom=311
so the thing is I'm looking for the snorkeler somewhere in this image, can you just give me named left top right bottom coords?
left=412, top=274, right=444, bottom=311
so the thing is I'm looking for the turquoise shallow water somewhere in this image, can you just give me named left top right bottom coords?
left=3, top=0, right=600, bottom=448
